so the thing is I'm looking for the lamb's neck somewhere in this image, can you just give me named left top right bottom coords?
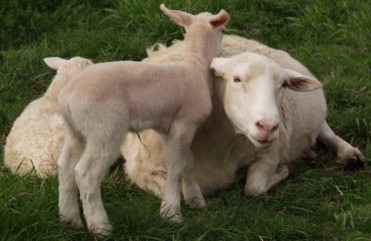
left=184, top=41, right=217, bottom=92
left=183, top=34, right=216, bottom=71
left=43, top=76, right=68, bottom=102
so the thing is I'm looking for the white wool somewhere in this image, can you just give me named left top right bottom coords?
left=4, top=57, right=93, bottom=178
left=122, top=34, right=365, bottom=197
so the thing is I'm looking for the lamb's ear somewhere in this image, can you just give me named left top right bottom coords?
left=210, top=10, right=229, bottom=28
left=210, top=57, right=229, bottom=78
left=43, top=57, right=67, bottom=70
left=284, top=69, right=323, bottom=91
left=160, top=4, right=193, bottom=27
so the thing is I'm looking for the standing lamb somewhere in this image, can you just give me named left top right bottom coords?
left=57, top=4, right=229, bottom=236
left=4, top=57, right=93, bottom=178
left=122, top=34, right=365, bottom=197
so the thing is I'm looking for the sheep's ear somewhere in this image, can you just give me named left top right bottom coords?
left=210, top=57, right=229, bottom=78
left=160, top=4, right=193, bottom=27
left=210, top=10, right=229, bottom=28
left=43, top=57, right=67, bottom=70
left=284, top=69, right=323, bottom=91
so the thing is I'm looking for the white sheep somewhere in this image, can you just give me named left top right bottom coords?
left=210, top=52, right=325, bottom=195
left=4, top=57, right=93, bottom=178
left=122, top=34, right=365, bottom=197
left=57, top=4, right=229, bottom=236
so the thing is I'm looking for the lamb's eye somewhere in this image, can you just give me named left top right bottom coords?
left=233, top=77, right=241, bottom=83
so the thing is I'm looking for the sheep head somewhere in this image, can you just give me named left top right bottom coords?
left=211, top=52, right=322, bottom=148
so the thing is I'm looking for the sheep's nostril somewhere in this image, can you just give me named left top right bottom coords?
left=256, top=120, right=279, bottom=133
left=271, top=124, right=279, bottom=132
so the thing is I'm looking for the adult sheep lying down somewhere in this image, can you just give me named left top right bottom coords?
left=122, top=34, right=365, bottom=197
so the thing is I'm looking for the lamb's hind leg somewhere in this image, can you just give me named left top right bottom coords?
left=318, top=121, right=365, bottom=169
left=74, top=131, right=124, bottom=236
left=58, top=128, right=84, bottom=229
left=161, top=122, right=205, bottom=222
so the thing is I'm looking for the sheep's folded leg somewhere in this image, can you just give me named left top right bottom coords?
left=244, top=153, right=288, bottom=196
left=318, top=121, right=365, bottom=169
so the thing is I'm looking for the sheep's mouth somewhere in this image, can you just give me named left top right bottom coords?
left=257, top=139, right=272, bottom=145
left=253, top=140, right=272, bottom=149
left=246, top=134, right=274, bottom=149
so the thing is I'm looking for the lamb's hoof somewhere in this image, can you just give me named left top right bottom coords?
left=89, top=222, right=113, bottom=237
left=185, top=197, right=207, bottom=209
left=337, top=148, right=366, bottom=170
left=160, top=205, right=183, bottom=223
left=244, top=184, right=267, bottom=197
left=165, top=213, right=183, bottom=223
left=60, top=216, right=84, bottom=230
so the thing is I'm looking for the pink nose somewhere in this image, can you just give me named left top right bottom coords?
left=255, top=120, right=279, bottom=133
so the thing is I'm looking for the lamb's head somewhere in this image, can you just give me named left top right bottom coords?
left=43, top=57, right=93, bottom=100
left=211, top=52, right=323, bottom=148
left=160, top=4, right=229, bottom=59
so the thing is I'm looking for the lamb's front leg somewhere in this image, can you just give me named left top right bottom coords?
left=181, top=155, right=206, bottom=209
left=244, top=153, right=288, bottom=196
left=161, top=123, right=205, bottom=222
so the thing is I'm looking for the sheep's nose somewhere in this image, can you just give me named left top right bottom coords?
left=255, top=120, right=279, bottom=133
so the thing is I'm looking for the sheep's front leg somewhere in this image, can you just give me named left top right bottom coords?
left=74, top=138, right=122, bottom=236
left=244, top=153, right=288, bottom=196
left=318, top=121, right=365, bottom=169
left=58, top=130, right=84, bottom=230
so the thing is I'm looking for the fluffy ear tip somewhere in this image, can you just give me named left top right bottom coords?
left=43, top=57, right=59, bottom=64
left=220, top=9, right=228, bottom=15
left=160, top=3, right=166, bottom=11
left=307, top=77, right=323, bottom=89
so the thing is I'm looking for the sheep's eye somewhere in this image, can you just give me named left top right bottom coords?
left=281, top=81, right=288, bottom=88
left=233, top=77, right=241, bottom=83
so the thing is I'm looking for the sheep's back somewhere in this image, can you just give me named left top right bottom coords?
left=4, top=98, right=62, bottom=178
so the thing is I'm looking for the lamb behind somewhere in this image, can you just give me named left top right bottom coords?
left=4, top=57, right=93, bottom=178
left=57, top=4, right=229, bottom=236
left=122, top=34, right=365, bottom=197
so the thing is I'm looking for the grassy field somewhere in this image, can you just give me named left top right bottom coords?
left=0, top=0, right=370, bottom=240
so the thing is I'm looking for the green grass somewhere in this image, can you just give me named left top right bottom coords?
left=0, top=0, right=370, bottom=240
